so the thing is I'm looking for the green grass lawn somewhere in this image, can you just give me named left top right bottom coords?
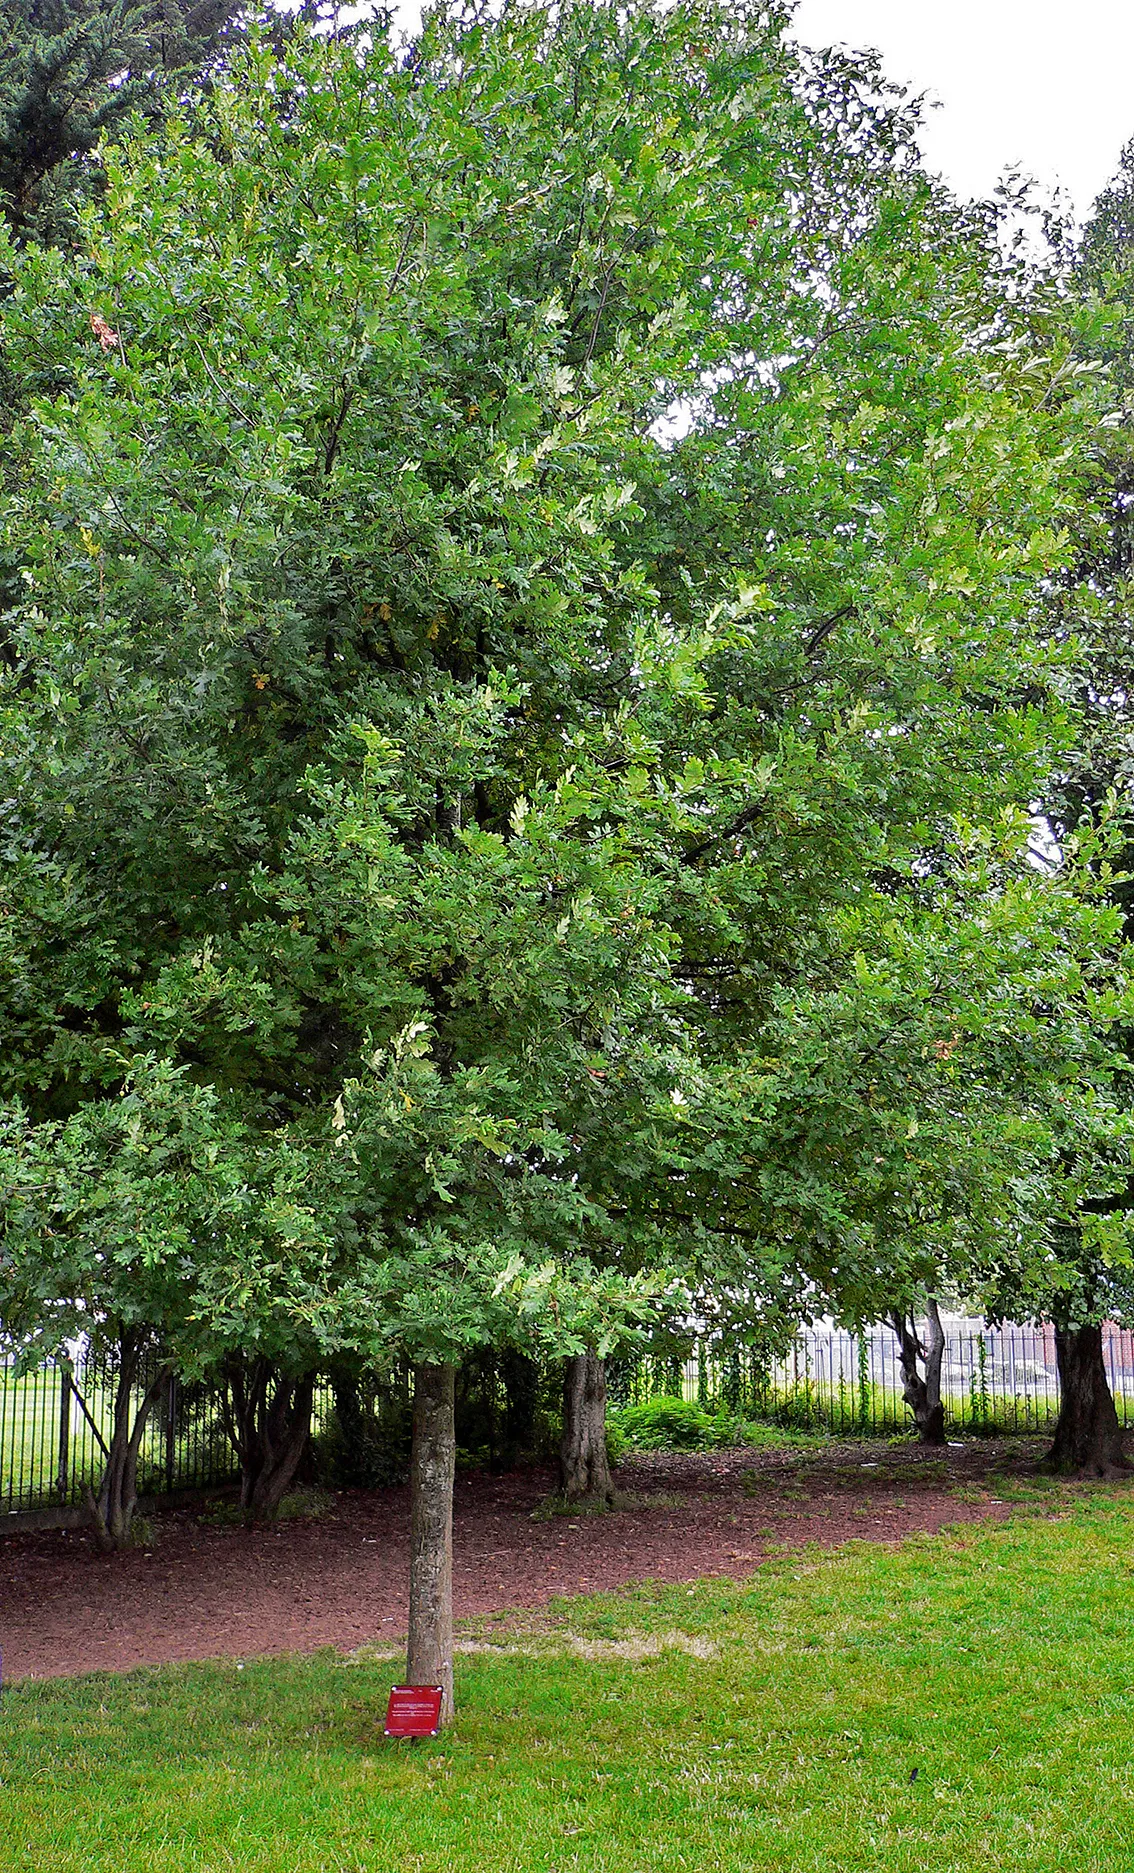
left=0, top=1370, right=132, bottom=1509
left=7, top=1488, right=1134, bottom=1871
left=0, top=1369, right=245, bottom=1511
left=0, top=1369, right=66, bottom=1506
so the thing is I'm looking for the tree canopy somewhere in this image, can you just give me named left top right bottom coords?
left=3, top=0, right=1131, bottom=1378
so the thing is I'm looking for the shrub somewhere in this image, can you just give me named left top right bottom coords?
left=766, top=1384, right=824, bottom=1431
left=611, top=1395, right=726, bottom=1451
left=275, top=1485, right=335, bottom=1521
left=604, top=1420, right=627, bottom=1466
left=610, top=1396, right=836, bottom=1455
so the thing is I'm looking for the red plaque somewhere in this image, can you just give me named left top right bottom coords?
left=384, top=1684, right=444, bottom=1738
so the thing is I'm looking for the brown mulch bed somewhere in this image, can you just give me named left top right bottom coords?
left=0, top=1438, right=1063, bottom=1681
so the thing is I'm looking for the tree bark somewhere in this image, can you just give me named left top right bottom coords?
left=1048, top=1324, right=1130, bottom=1477
left=888, top=1301, right=947, bottom=1445
left=221, top=1357, right=316, bottom=1523
left=83, top=1332, right=172, bottom=1551
left=559, top=1352, right=614, bottom=1504
left=406, top=1361, right=456, bottom=1724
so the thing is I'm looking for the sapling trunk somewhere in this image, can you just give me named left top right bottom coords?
left=83, top=1333, right=172, bottom=1551
left=559, top=1351, right=614, bottom=1505
left=1048, top=1324, right=1129, bottom=1477
left=406, top=1361, right=456, bottom=1723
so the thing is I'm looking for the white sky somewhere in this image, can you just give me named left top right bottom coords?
left=791, top=0, right=1134, bottom=226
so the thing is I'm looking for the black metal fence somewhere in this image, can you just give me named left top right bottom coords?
left=614, top=1320, right=1134, bottom=1439
left=0, top=1351, right=333, bottom=1518
left=5, top=1320, right=1133, bottom=1517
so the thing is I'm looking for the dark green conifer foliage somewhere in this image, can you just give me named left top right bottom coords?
left=0, top=0, right=245, bottom=245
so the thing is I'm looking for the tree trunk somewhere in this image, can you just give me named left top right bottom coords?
left=406, top=1361, right=456, bottom=1724
left=1048, top=1324, right=1130, bottom=1477
left=888, top=1302, right=947, bottom=1445
left=84, top=1334, right=172, bottom=1551
left=922, top=1297, right=946, bottom=1439
left=221, top=1357, right=316, bottom=1523
left=559, top=1352, right=614, bottom=1505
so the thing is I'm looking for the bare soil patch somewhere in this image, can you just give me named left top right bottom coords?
left=0, top=1437, right=1083, bottom=1681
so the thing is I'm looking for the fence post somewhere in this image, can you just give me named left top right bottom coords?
left=57, top=1366, right=72, bottom=1503
left=165, top=1373, right=177, bottom=1492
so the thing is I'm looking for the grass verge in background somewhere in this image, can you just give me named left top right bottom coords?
left=6, top=1488, right=1134, bottom=1871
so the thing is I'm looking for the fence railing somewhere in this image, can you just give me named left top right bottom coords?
left=5, top=1320, right=1132, bottom=1517
left=0, top=1352, right=333, bottom=1518
left=612, top=1320, right=1134, bottom=1439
